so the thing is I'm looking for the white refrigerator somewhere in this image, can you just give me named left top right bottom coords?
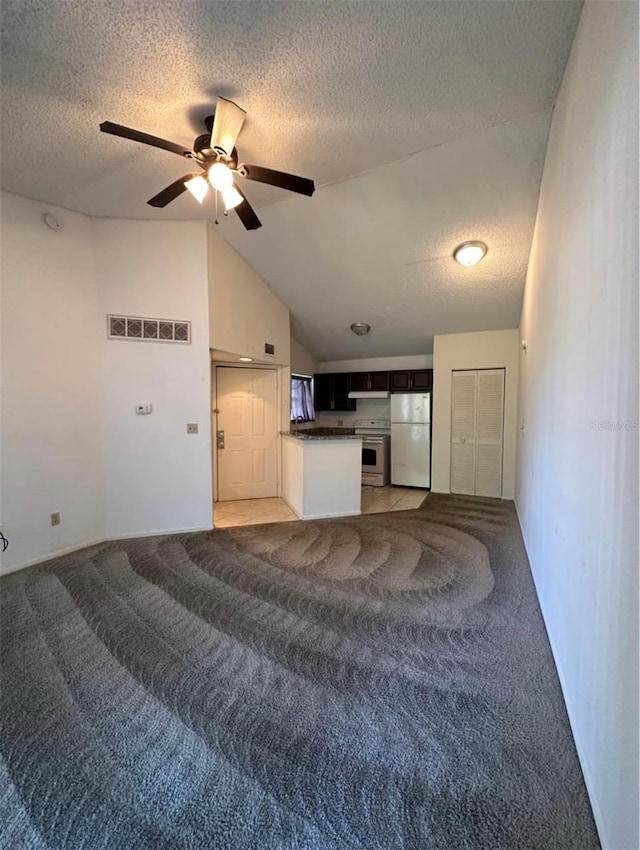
left=390, top=393, right=431, bottom=488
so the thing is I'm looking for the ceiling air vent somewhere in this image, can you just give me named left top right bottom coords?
left=264, top=343, right=275, bottom=356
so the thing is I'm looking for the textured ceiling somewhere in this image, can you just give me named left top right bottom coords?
left=0, top=0, right=582, bottom=360
left=220, top=110, right=552, bottom=359
left=1, top=0, right=580, bottom=218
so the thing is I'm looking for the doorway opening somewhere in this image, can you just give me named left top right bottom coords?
left=212, top=363, right=294, bottom=528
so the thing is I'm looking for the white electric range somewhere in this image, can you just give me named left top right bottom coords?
left=354, top=419, right=391, bottom=486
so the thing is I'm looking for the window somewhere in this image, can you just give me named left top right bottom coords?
left=291, top=374, right=315, bottom=422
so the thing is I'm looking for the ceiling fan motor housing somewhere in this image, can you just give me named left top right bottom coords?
left=194, top=120, right=238, bottom=168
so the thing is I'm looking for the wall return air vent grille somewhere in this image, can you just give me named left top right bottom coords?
left=107, top=315, right=191, bottom=344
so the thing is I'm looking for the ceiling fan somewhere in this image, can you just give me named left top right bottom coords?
left=99, top=97, right=315, bottom=230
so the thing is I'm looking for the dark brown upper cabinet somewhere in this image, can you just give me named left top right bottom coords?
left=411, top=370, right=433, bottom=391
left=313, top=373, right=356, bottom=411
left=390, top=371, right=411, bottom=391
left=349, top=371, right=390, bottom=391
left=313, top=373, right=333, bottom=411
left=370, top=371, right=390, bottom=390
left=350, top=372, right=370, bottom=391
left=389, top=369, right=433, bottom=392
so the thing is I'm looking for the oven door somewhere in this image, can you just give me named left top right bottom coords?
left=362, top=440, right=385, bottom=475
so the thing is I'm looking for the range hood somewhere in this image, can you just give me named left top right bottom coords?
left=348, top=390, right=390, bottom=399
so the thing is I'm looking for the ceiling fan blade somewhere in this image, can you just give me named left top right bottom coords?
left=100, top=121, right=192, bottom=158
left=210, top=97, right=246, bottom=155
left=241, top=164, right=315, bottom=197
left=232, top=184, right=262, bottom=230
left=147, top=174, right=197, bottom=208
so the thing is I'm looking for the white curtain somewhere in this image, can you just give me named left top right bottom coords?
left=291, top=376, right=315, bottom=422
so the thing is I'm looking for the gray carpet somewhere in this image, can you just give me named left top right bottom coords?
left=0, top=494, right=598, bottom=849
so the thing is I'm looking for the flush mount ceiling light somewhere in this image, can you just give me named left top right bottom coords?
left=350, top=322, right=371, bottom=336
left=454, top=241, right=488, bottom=267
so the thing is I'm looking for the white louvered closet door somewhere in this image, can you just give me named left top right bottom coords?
left=450, top=369, right=505, bottom=497
left=475, top=369, right=505, bottom=497
left=450, top=371, right=478, bottom=495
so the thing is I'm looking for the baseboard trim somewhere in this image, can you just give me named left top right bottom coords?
left=106, top=525, right=213, bottom=541
left=280, top=496, right=301, bottom=518
left=0, top=538, right=105, bottom=577
left=513, top=499, right=605, bottom=849
left=300, top=510, right=361, bottom=520
left=0, top=525, right=214, bottom=577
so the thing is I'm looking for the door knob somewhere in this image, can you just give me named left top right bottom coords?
left=217, top=430, right=225, bottom=449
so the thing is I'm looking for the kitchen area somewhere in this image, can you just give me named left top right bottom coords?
left=213, top=330, right=514, bottom=529
left=280, top=365, right=432, bottom=521
left=213, top=361, right=432, bottom=528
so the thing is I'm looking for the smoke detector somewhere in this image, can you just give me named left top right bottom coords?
left=350, top=322, right=371, bottom=336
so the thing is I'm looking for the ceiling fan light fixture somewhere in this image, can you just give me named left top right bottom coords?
left=350, top=322, right=371, bottom=336
left=184, top=175, right=209, bottom=204
left=208, top=162, right=234, bottom=191
left=454, top=241, right=488, bottom=267
left=221, top=185, right=243, bottom=210
left=100, top=95, right=315, bottom=231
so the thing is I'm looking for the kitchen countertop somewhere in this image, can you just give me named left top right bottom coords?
left=281, top=428, right=362, bottom=441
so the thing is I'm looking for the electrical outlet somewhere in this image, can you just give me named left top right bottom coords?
left=50, top=512, right=61, bottom=527
left=338, top=420, right=344, bottom=426
left=187, top=423, right=198, bottom=434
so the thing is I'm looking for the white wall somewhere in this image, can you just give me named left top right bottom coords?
left=0, top=196, right=215, bottom=573
left=290, top=336, right=318, bottom=376
left=0, top=193, right=104, bottom=572
left=432, top=330, right=519, bottom=498
left=208, top=225, right=290, bottom=365
left=93, top=219, right=212, bottom=538
left=318, top=354, right=432, bottom=373
left=515, top=4, right=638, bottom=848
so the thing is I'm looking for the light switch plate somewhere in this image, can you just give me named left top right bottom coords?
left=187, top=423, right=198, bottom=434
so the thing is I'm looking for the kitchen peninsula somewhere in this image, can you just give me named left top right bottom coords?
left=281, top=428, right=362, bottom=520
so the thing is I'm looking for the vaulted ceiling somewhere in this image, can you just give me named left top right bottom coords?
left=0, top=0, right=582, bottom=358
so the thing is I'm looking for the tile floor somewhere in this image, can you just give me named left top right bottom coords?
left=214, top=486, right=427, bottom=528
left=360, top=484, right=428, bottom=514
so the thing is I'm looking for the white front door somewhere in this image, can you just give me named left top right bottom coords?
left=216, top=367, right=279, bottom=501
